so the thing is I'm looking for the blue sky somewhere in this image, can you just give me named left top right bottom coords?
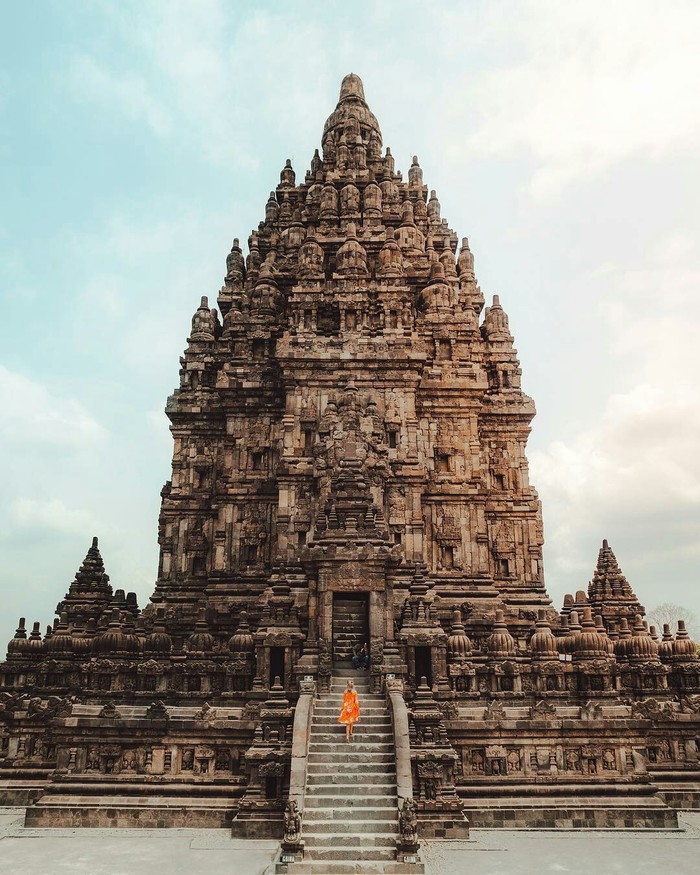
left=2, top=0, right=700, bottom=646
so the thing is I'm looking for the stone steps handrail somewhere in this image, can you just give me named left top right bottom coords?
left=385, top=677, right=412, bottom=806
left=281, top=678, right=316, bottom=863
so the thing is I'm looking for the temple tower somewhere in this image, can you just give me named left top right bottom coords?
left=3, top=73, right=697, bottom=838
left=154, top=73, right=549, bottom=685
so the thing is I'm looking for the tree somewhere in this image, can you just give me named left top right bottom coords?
left=647, top=603, right=700, bottom=641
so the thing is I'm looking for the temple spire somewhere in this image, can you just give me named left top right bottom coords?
left=586, top=539, right=644, bottom=627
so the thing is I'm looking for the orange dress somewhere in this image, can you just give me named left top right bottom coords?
left=338, top=689, right=360, bottom=726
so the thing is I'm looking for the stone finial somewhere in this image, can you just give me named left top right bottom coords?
left=530, top=610, right=558, bottom=659
left=190, top=296, right=216, bottom=342
left=408, top=155, right=423, bottom=186
left=187, top=607, right=216, bottom=654
left=481, top=294, right=511, bottom=340
left=310, top=147, right=322, bottom=175
left=628, top=613, right=659, bottom=660
left=486, top=610, right=516, bottom=658
left=265, top=191, right=280, bottom=223
left=673, top=620, right=698, bottom=660
left=457, top=237, right=475, bottom=281
left=427, top=189, right=441, bottom=222
left=573, top=606, right=611, bottom=660
left=447, top=609, right=472, bottom=660
left=229, top=610, right=254, bottom=654
left=339, top=72, right=365, bottom=102
left=658, top=623, right=675, bottom=660
left=144, top=608, right=172, bottom=655
left=280, top=158, right=295, bottom=187
left=615, top=617, right=632, bottom=659
left=377, top=229, right=404, bottom=278
left=7, top=618, right=28, bottom=656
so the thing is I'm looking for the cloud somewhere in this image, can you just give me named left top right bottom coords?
left=0, top=364, right=106, bottom=449
left=532, top=381, right=700, bottom=530
left=436, top=1, right=700, bottom=199
left=66, top=54, right=171, bottom=136
left=531, top=229, right=700, bottom=613
left=12, top=498, right=102, bottom=537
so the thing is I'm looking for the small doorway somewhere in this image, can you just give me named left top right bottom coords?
left=332, top=593, right=369, bottom=664
left=414, top=646, right=433, bottom=687
left=269, top=647, right=285, bottom=687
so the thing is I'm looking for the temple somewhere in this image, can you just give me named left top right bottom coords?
left=2, top=74, right=699, bottom=871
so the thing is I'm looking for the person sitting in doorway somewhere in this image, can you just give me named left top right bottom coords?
left=352, top=641, right=370, bottom=670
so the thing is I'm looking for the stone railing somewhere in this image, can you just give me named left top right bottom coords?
left=281, top=678, right=316, bottom=863
left=386, top=678, right=420, bottom=862
left=385, top=677, right=413, bottom=805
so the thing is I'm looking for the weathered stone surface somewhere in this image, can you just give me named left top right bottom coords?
left=1, top=72, right=699, bottom=848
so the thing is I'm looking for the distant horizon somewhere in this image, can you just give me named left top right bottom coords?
left=2, top=0, right=699, bottom=648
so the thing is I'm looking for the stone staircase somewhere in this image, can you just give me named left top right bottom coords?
left=332, top=599, right=367, bottom=661
left=281, top=668, right=423, bottom=874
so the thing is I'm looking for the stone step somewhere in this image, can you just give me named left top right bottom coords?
left=318, top=692, right=380, bottom=699
left=308, top=743, right=393, bottom=753
left=309, top=733, right=393, bottom=742
left=312, top=712, right=390, bottom=721
left=315, top=707, right=385, bottom=713
left=327, top=691, right=374, bottom=698
left=305, top=848, right=396, bottom=862
left=301, top=833, right=396, bottom=848
left=301, top=819, right=398, bottom=834
left=310, top=727, right=392, bottom=735
left=308, top=753, right=394, bottom=765
left=326, top=678, right=375, bottom=684
left=307, top=764, right=394, bottom=776
left=305, top=782, right=396, bottom=795
left=313, top=709, right=386, bottom=716
left=301, top=807, right=398, bottom=821
left=327, top=677, right=377, bottom=684
left=307, top=773, right=395, bottom=785
left=309, top=731, right=392, bottom=742
left=311, top=724, right=391, bottom=733
left=284, top=864, right=424, bottom=875
left=312, top=724, right=390, bottom=732
left=306, top=796, right=398, bottom=810
left=314, top=708, right=391, bottom=723
left=326, top=677, right=374, bottom=683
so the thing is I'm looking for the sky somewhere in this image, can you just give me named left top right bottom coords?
left=1, top=0, right=699, bottom=648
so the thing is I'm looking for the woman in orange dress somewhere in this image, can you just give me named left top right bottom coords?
left=338, top=679, right=360, bottom=742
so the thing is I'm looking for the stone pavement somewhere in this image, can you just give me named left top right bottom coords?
left=1, top=808, right=699, bottom=874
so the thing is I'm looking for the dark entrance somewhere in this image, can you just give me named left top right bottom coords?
left=269, top=646, right=285, bottom=687
left=332, top=593, right=369, bottom=664
left=415, top=646, right=433, bottom=686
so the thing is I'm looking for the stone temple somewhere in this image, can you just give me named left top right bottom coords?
left=2, top=73, right=699, bottom=871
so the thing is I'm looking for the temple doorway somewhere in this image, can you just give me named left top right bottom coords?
left=415, top=646, right=433, bottom=686
left=332, top=593, right=369, bottom=664
left=269, top=646, right=285, bottom=687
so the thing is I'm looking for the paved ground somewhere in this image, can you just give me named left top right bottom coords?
left=1, top=808, right=699, bottom=874
left=421, top=813, right=700, bottom=875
